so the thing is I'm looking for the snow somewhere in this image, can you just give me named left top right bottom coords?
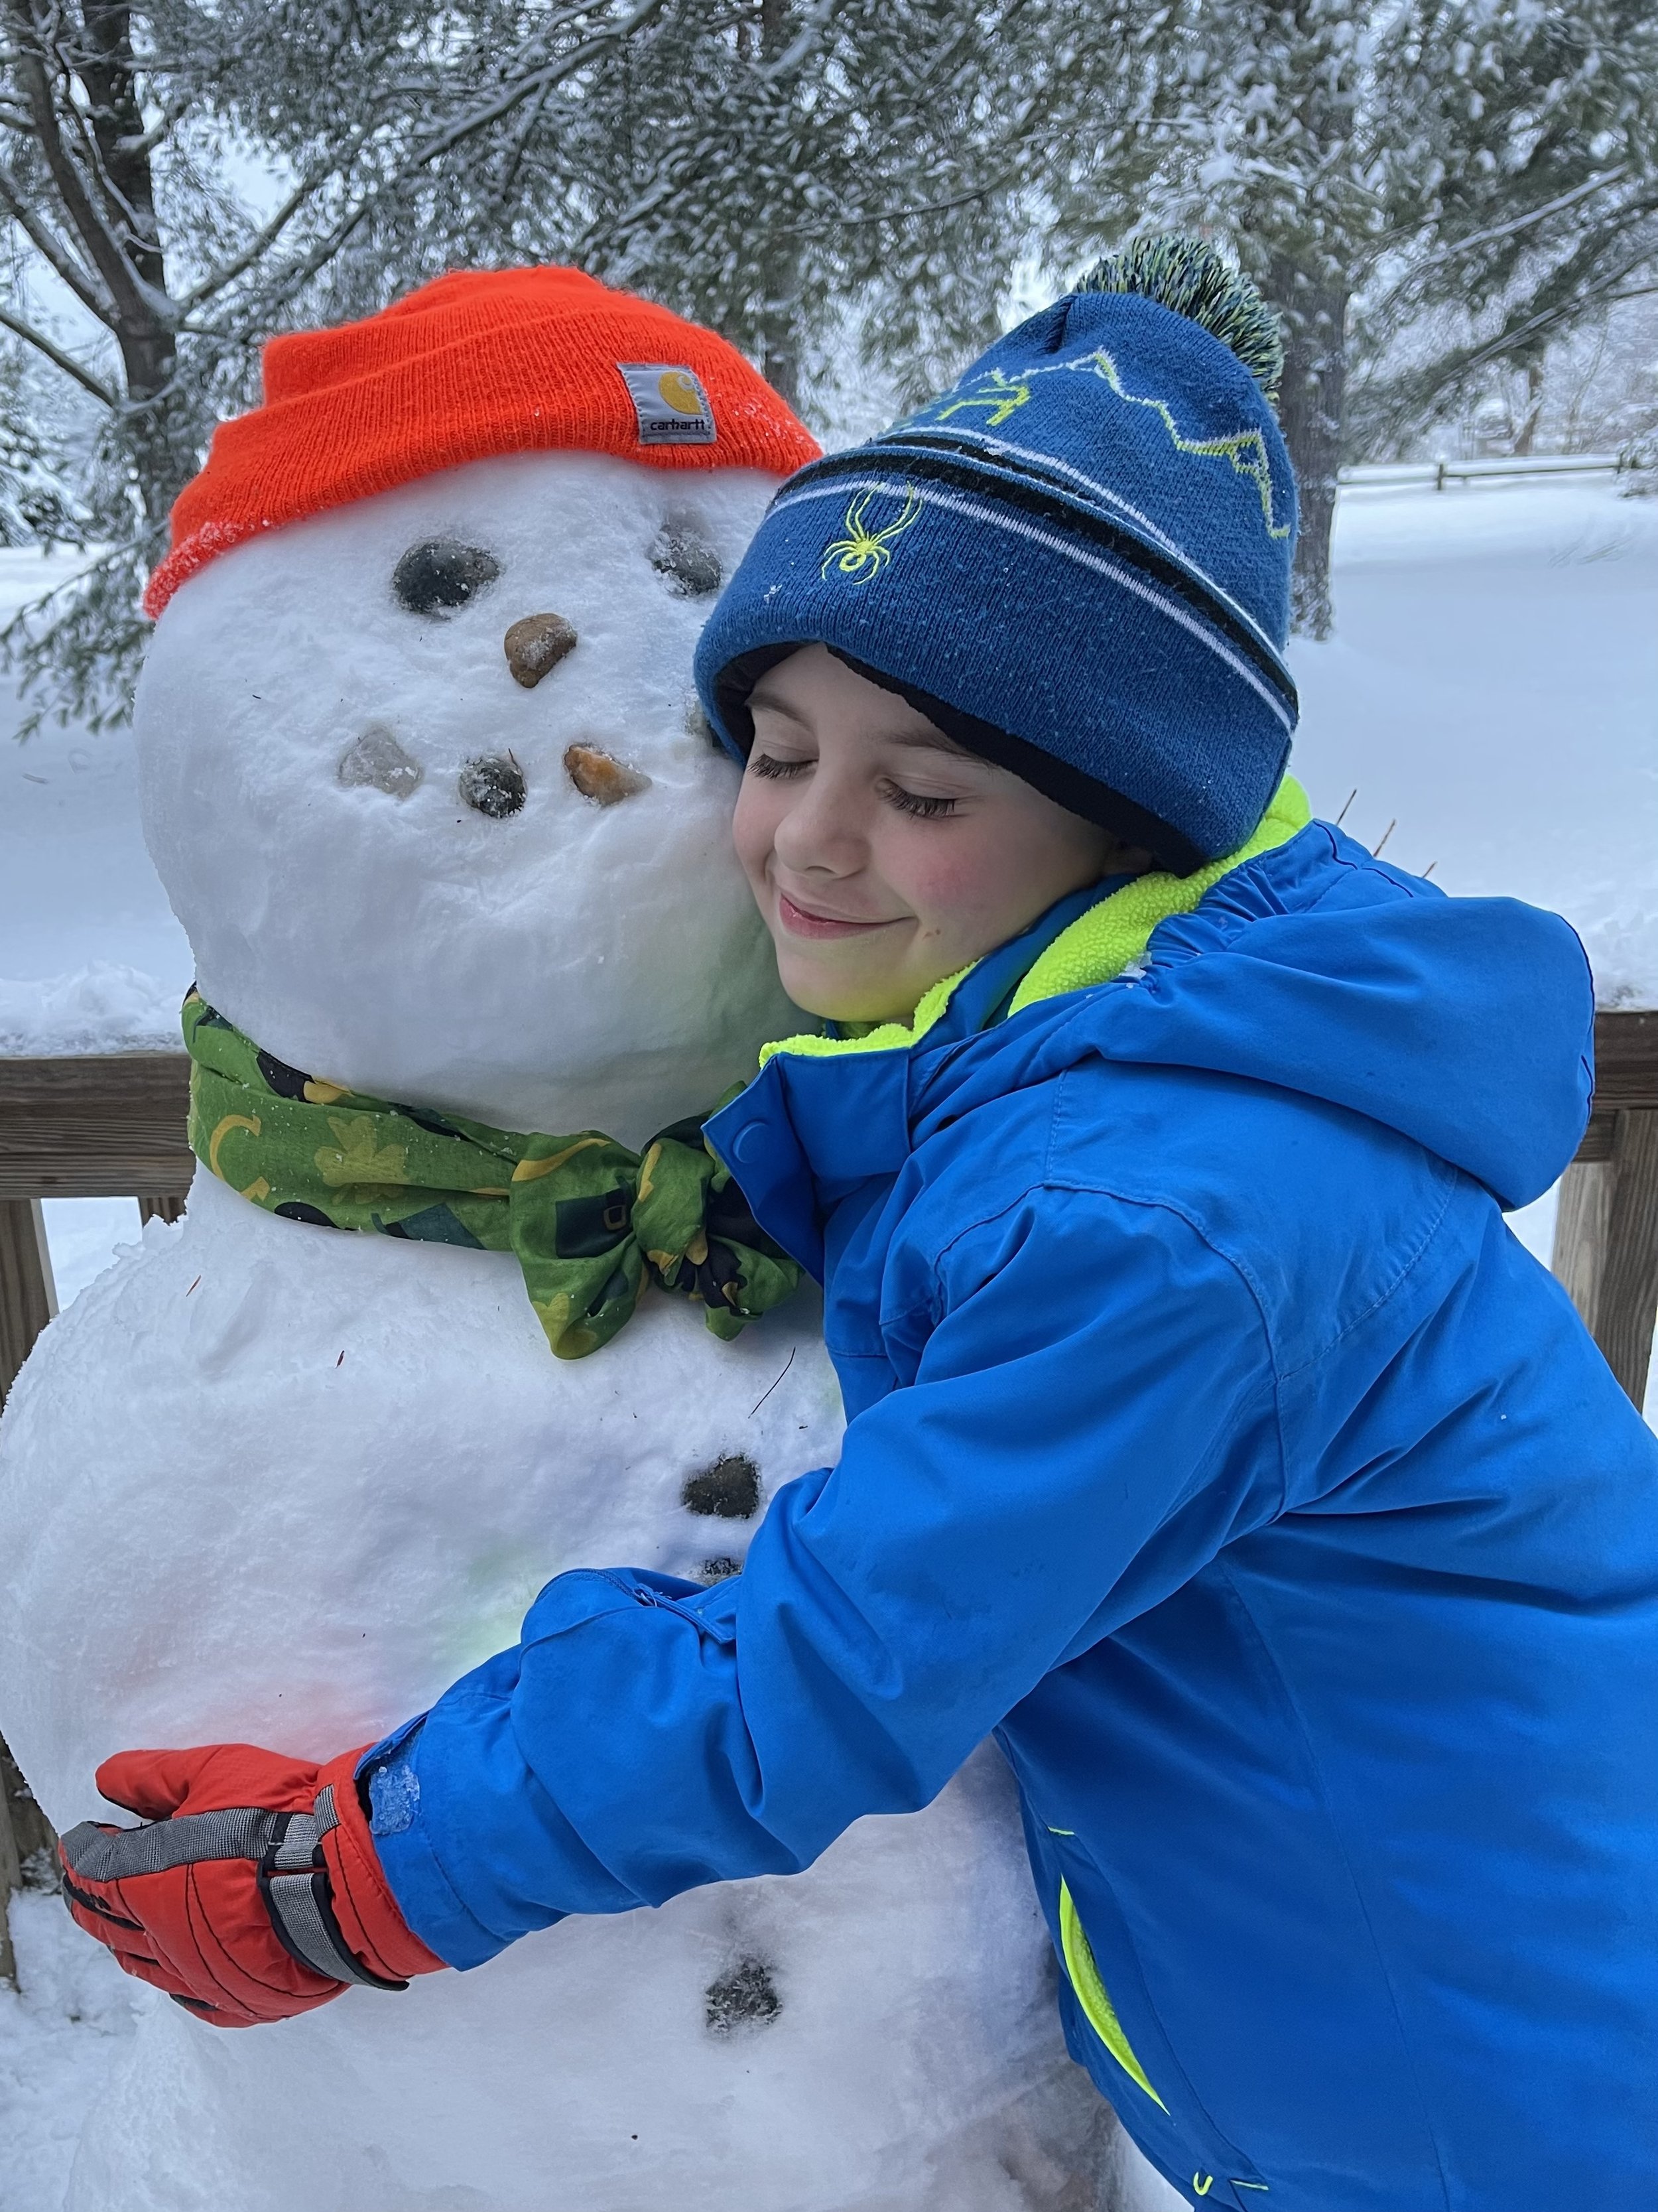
left=1291, top=476, right=1658, bottom=1009
left=0, top=967, right=184, bottom=1058
left=0, top=554, right=192, bottom=1052
left=37, top=1200, right=142, bottom=1308
left=0, top=1893, right=137, bottom=2212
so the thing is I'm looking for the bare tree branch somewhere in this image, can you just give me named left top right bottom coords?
left=5, top=7, right=166, bottom=333
left=178, top=142, right=364, bottom=312
left=0, top=159, right=113, bottom=318
left=0, top=297, right=115, bottom=400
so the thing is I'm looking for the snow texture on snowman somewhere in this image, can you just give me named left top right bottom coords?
left=0, top=271, right=1137, bottom=2212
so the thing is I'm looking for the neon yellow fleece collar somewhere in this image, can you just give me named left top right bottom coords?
left=759, top=775, right=1310, bottom=1067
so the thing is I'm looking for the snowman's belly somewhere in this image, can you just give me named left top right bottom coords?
left=0, top=1174, right=1098, bottom=2212
left=0, top=1167, right=852, bottom=1811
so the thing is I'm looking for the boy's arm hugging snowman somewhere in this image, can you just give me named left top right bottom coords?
left=63, top=241, right=1658, bottom=2212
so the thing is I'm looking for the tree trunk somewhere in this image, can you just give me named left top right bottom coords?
left=756, top=0, right=802, bottom=412
left=1271, top=265, right=1348, bottom=641
left=79, top=1, right=185, bottom=523
left=1511, top=360, right=1544, bottom=458
left=9, top=0, right=186, bottom=526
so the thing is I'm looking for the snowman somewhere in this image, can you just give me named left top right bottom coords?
left=0, top=270, right=1131, bottom=2212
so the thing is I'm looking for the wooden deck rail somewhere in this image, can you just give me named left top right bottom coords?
left=0, top=1024, right=1655, bottom=1977
left=2, top=1025, right=1657, bottom=1402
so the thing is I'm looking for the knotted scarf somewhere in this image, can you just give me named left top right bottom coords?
left=182, top=990, right=800, bottom=1360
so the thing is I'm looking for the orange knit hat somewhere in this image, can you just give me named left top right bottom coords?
left=144, top=267, right=820, bottom=618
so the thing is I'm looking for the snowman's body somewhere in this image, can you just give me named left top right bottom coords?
left=0, top=450, right=1125, bottom=2211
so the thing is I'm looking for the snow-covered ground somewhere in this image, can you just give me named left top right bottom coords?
left=1293, top=474, right=1658, bottom=1009
left=0, top=1894, right=137, bottom=2212
left=0, top=473, right=1653, bottom=2197
left=0, top=556, right=192, bottom=1057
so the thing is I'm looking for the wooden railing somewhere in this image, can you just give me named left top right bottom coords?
left=0, top=1051, right=192, bottom=1981
left=0, top=1023, right=1655, bottom=1977
left=2, top=1024, right=1656, bottom=1403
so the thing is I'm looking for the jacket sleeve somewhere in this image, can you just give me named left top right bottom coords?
left=369, top=1182, right=1283, bottom=1967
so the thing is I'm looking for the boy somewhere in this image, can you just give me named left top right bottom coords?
left=64, top=242, right=1658, bottom=2211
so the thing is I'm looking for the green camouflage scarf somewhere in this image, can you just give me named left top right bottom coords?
left=182, top=990, right=800, bottom=1360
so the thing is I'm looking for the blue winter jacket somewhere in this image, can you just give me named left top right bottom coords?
left=371, top=822, right=1658, bottom=2212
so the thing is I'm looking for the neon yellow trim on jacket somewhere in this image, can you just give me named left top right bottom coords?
left=1058, top=1879, right=1168, bottom=2110
left=1009, top=775, right=1309, bottom=1016
left=758, top=776, right=1310, bottom=1067
left=759, top=958, right=976, bottom=1068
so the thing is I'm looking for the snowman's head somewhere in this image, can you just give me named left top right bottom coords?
left=133, top=271, right=820, bottom=1143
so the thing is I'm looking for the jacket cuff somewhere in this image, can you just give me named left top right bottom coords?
left=356, top=1718, right=521, bottom=1971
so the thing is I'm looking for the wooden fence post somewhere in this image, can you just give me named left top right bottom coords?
left=0, top=1202, right=54, bottom=1983
left=0, top=1197, right=56, bottom=1410
left=1592, top=1111, right=1658, bottom=1407
left=1553, top=1017, right=1658, bottom=1411
left=0, top=1757, right=18, bottom=1988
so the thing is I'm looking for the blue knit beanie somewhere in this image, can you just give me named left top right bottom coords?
left=694, top=237, right=1299, bottom=874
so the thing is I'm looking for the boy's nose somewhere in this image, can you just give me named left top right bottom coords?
left=771, top=779, right=865, bottom=877
left=504, top=612, right=578, bottom=687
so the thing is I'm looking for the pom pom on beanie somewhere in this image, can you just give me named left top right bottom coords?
left=145, top=267, right=820, bottom=619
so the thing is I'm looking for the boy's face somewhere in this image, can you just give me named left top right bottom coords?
left=732, top=646, right=1135, bottom=1023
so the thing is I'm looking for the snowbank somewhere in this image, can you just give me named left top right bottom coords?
left=0, top=551, right=191, bottom=1055
left=1293, top=476, right=1658, bottom=1009
left=0, top=966, right=182, bottom=1057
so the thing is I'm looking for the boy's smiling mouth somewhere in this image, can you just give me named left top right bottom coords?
left=775, top=888, right=903, bottom=940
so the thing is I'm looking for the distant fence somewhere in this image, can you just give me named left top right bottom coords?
left=0, top=1029, right=1655, bottom=1976
left=1340, top=452, right=1648, bottom=493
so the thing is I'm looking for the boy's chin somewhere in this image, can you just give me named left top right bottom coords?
left=784, top=988, right=923, bottom=1027
left=774, top=952, right=917, bottom=1029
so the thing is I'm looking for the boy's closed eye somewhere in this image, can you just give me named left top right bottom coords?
left=748, top=746, right=966, bottom=820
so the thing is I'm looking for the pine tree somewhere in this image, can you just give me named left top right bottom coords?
left=0, top=1, right=1078, bottom=725
left=1047, top=0, right=1658, bottom=634
left=1358, top=0, right=1658, bottom=451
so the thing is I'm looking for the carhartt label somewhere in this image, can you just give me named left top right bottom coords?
left=617, top=363, right=716, bottom=445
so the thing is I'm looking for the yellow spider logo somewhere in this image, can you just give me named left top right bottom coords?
left=820, top=488, right=924, bottom=584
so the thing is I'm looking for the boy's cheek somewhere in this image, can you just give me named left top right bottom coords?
left=730, top=782, right=781, bottom=897
left=892, top=829, right=1005, bottom=932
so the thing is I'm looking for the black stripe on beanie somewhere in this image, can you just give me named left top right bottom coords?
left=776, top=442, right=1298, bottom=720
left=712, top=641, right=1208, bottom=875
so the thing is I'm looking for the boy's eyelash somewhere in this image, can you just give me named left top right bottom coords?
left=748, top=751, right=958, bottom=819
left=881, top=781, right=958, bottom=820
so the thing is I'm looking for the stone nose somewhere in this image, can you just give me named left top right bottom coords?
left=504, top=612, right=578, bottom=688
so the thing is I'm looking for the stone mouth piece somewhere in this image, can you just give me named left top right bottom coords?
left=505, top=612, right=578, bottom=688
left=338, top=725, right=422, bottom=799
left=564, top=744, right=652, bottom=806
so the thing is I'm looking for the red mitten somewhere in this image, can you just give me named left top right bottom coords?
left=58, top=1742, right=444, bottom=2028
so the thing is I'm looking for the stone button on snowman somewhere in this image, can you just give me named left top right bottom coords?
left=0, top=270, right=1122, bottom=2212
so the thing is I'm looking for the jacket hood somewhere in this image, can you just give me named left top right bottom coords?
left=712, top=824, right=1595, bottom=1274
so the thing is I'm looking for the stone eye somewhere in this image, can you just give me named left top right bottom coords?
left=393, top=539, right=501, bottom=618
left=650, top=518, right=722, bottom=598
